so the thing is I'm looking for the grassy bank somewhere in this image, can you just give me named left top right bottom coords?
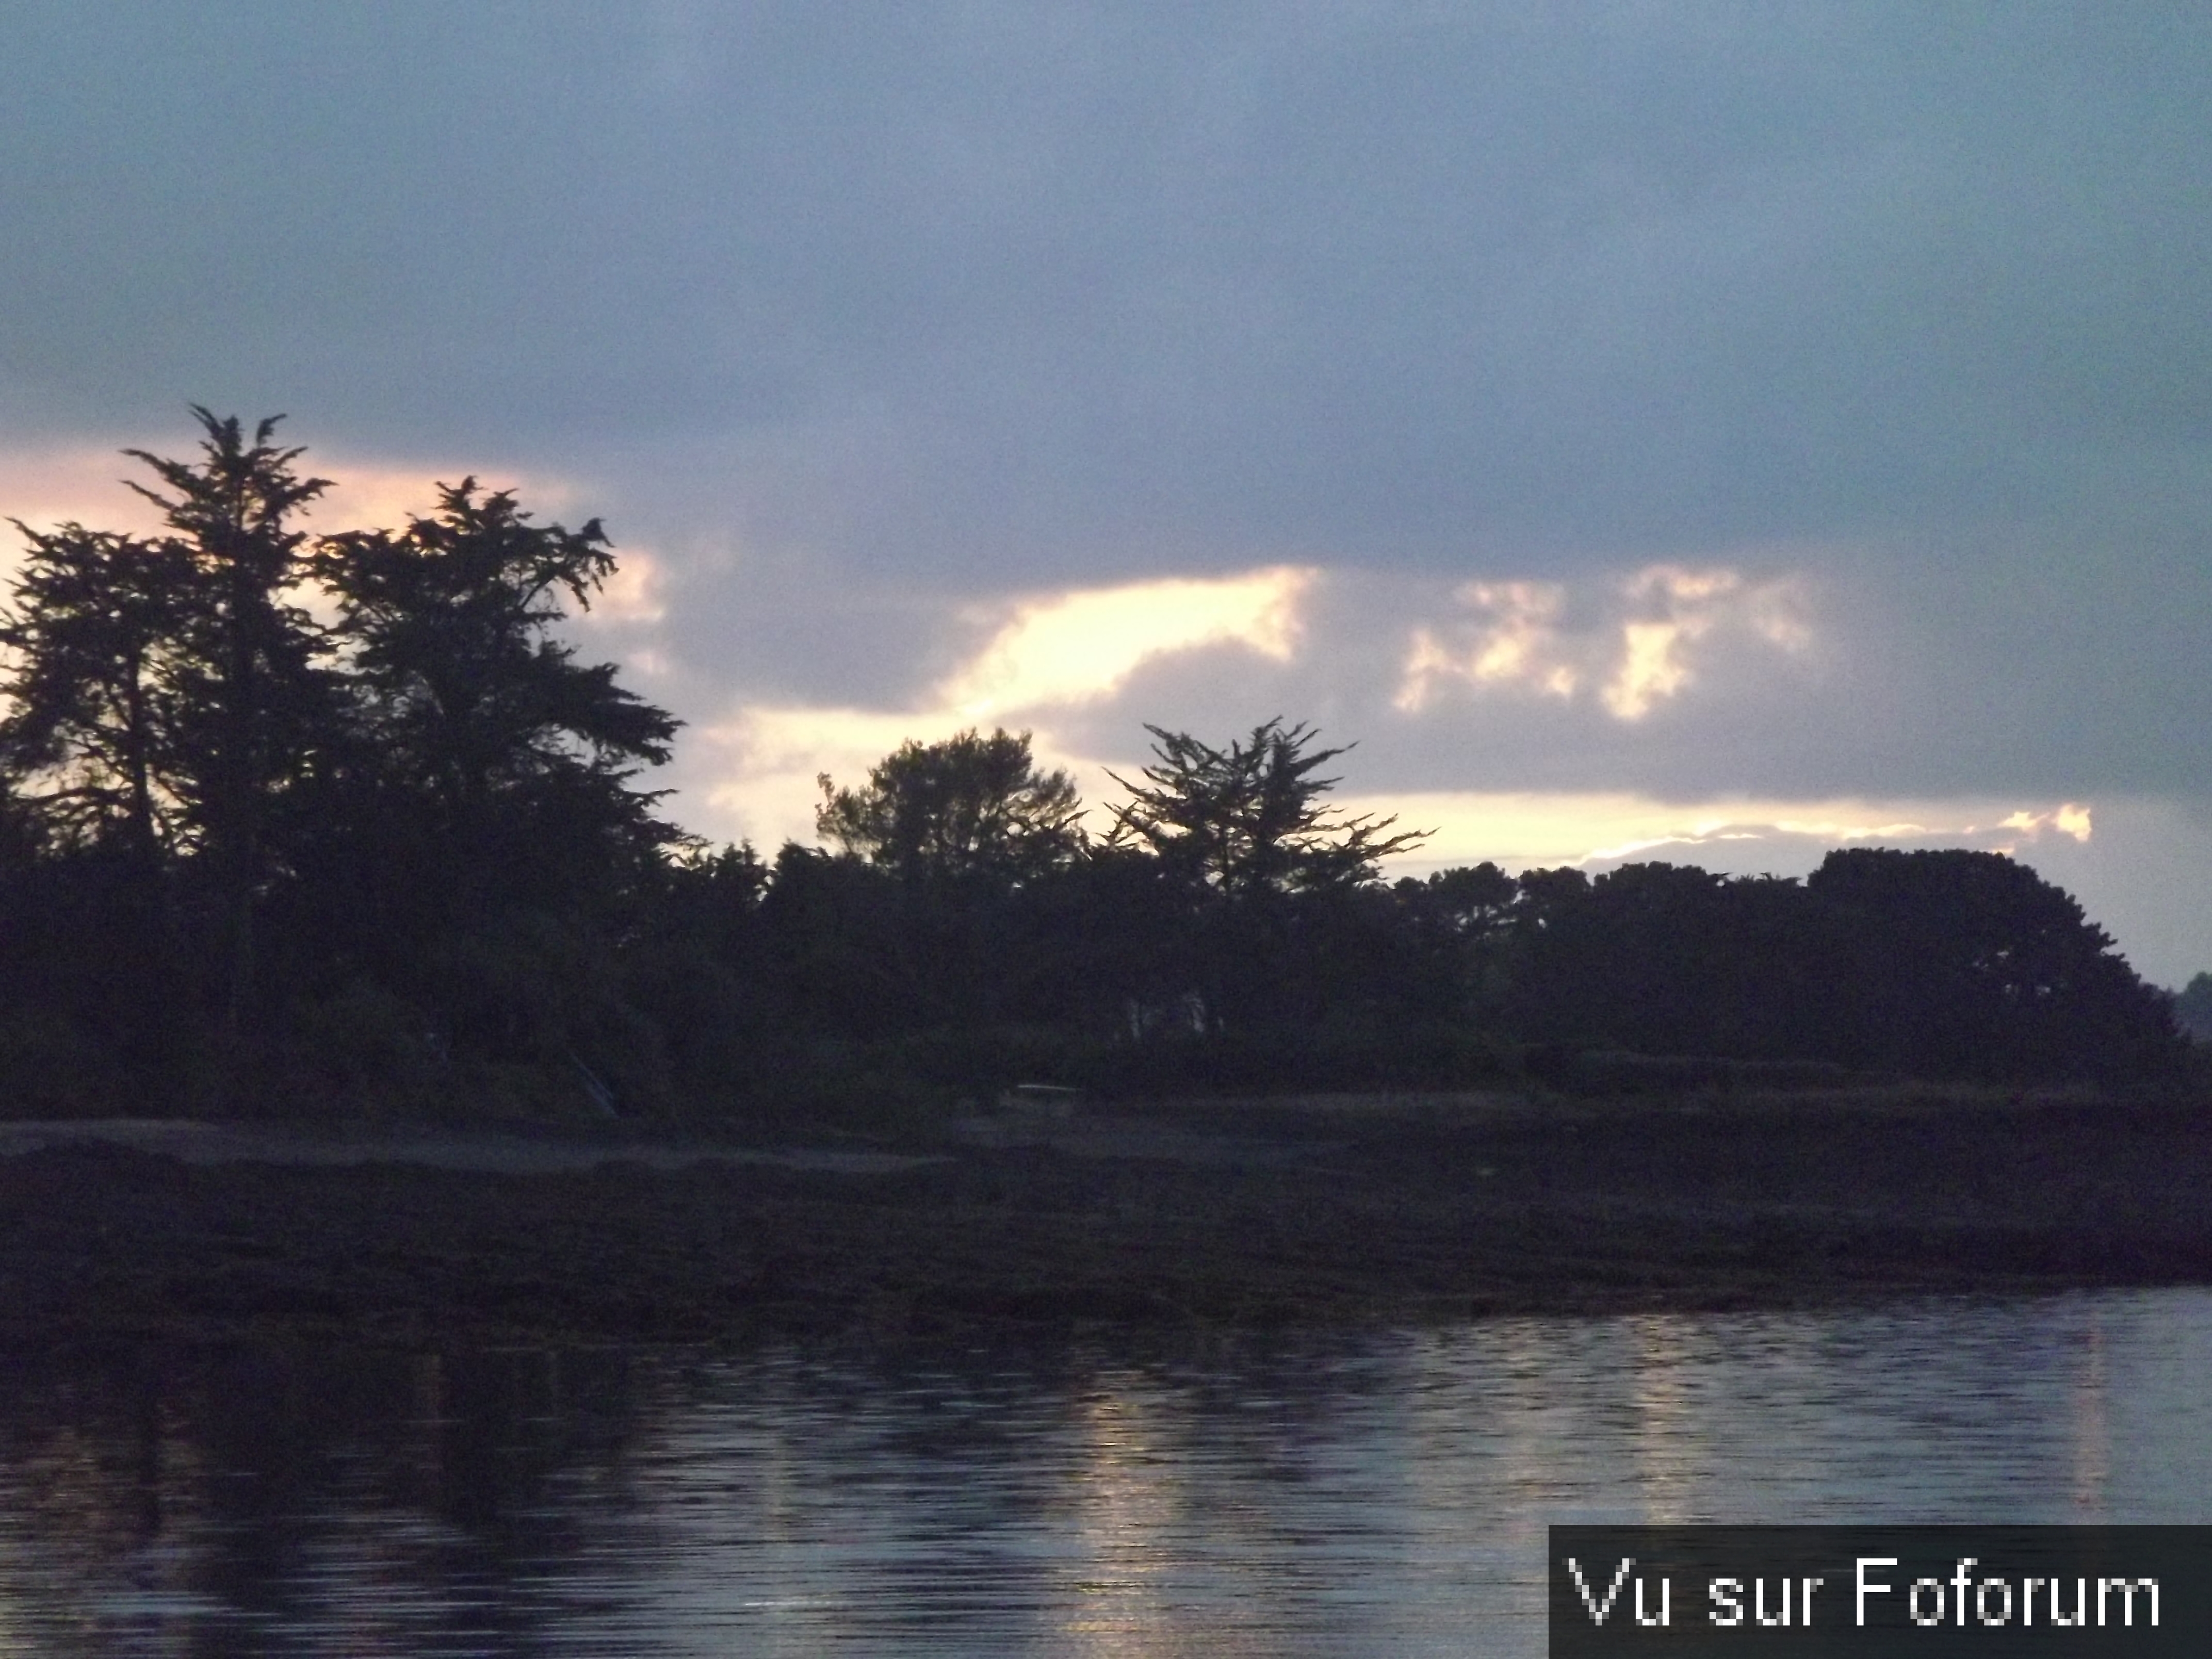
left=4, top=1085, right=2210, bottom=1346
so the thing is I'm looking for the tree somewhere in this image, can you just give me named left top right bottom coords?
left=1395, top=863, right=1517, bottom=941
left=1392, top=863, right=1519, bottom=1021
left=1106, top=720, right=1428, bottom=898
left=1806, top=847, right=2181, bottom=1079
left=815, top=727, right=1083, bottom=887
left=0, top=525, right=194, bottom=864
left=2175, top=972, right=2212, bottom=1043
left=0, top=528, right=201, bottom=1090
left=1501, top=862, right=1822, bottom=1058
left=317, top=480, right=681, bottom=912
left=95, top=412, right=341, bottom=1032
left=1103, top=721, right=1430, bottom=1036
left=0, top=410, right=712, bottom=1112
left=299, top=481, right=687, bottom=1105
left=805, top=729, right=1086, bottom=1050
left=0, top=411, right=345, bottom=1094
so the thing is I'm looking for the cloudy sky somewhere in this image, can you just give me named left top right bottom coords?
left=4, top=2, right=2209, bottom=982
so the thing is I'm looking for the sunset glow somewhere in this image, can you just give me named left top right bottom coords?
left=941, top=566, right=1315, bottom=718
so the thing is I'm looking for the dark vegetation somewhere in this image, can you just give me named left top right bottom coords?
left=0, top=414, right=2188, bottom=1126
left=2175, top=972, right=2212, bottom=1043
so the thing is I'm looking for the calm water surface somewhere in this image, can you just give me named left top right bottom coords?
left=2, top=1288, right=2207, bottom=1655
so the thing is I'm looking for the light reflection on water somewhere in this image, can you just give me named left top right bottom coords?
left=2, top=1289, right=2208, bottom=1655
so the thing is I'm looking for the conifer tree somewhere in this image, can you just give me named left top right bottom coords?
left=317, top=479, right=682, bottom=923
left=1107, top=720, right=1426, bottom=897
left=122, top=410, right=337, bottom=1031
left=0, top=526, right=194, bottom=865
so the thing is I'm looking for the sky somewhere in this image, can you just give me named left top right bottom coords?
left=2, top=2, right=2208, bottom=984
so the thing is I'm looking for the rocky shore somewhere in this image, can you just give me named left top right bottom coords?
left=5, top=1088, right=2210, bottom=1346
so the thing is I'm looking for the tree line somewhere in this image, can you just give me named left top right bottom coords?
left=0, top=415, right=2185, bottom=1120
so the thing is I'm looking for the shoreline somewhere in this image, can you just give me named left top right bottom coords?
left=5, top=1088, right=2210, bottom=1347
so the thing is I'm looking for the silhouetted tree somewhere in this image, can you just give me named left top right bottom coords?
left=1397, top=863, right=1518, bottom=937
left=758, top=841, right=918, bottom=1037
left=0, top=526, right=207, bottom=1088
left=1807, top=848, right=2181, bottom=1079
left=316, top=480, right=682, bottom=926
left=285, top=481, right=685, bottom=1111
left=815, top=727, right=1083, bottom=888
left=1391, top=863, right=1519, bottom=1022
left=806, top=730, right=1088, bottom=1054
left=0, top=414, right=693, bottom=1114
left=7, top=415, right=2187, bottom=1114
left=0, top=526, right=196, bottom=865
left=124, top=411, right=340, bottom=1034
left=1107, top=720, right=1426, bottom=898
left=2174, top=972, right=2212, bottom=1043
left=622, top=842, right=779, bottom=1098
left=1503, top=862, right=1825, bottom=1059
left=1103, top=721, right=1430, bottom=1036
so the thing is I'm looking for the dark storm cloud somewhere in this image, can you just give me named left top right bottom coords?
left=8, top=4, right=2208, bottom=538
left=3, top=1, right=2209, bottom=814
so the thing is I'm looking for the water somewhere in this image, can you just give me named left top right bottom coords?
left=3, top=1288, right=2207, bottom=1655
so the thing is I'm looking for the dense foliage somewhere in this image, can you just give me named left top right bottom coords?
left=2174, top=973, right=2212, bottom=1044
left=0, top=417, right=2185, bottom=1119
